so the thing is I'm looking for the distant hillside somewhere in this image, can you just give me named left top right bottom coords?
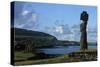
left=12, top=28, right=58, bottom=51
left=12, top=28, right=56, bottom=37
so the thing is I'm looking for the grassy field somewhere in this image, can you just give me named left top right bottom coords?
left=15, top=53, right=80, bottom=65
left=14, top=49, right=97, bottom=65
left=14, top=51, right=35, bottom=61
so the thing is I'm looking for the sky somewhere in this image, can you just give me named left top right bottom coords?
left=11, top=1, right=97, bottom=42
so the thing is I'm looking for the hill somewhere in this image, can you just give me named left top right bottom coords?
left=13, top=28, right=55, bottom=37
left=11, top=28, right=57, bottom=51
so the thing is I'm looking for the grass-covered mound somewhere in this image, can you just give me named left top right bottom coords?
left=12, top=28, right=58, bottom=52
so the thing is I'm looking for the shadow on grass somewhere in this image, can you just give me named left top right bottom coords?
left=15, top=53, right=61, bottom=62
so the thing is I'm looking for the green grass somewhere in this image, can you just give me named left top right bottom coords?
left=15, top=54, right=71, bottom=65
left=15, top=51, right=35, bottom=61
left=14, top=49, right=97, bottom=65
left=15, top=53, right=81, bottom=65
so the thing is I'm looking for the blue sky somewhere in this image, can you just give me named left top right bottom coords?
left=12, top=1, right=97, bottom=42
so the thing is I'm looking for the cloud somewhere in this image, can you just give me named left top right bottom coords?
left=14, top=9, right=38, bottom=30
left=13, top=2, right=38, bottom=30
left=71, top=24, right=80, bottom=32
left=42, top=23, right=97, bottom=42
left=42, top=24, right=74, bottom=40
left=21, top=10, right=30, bottom=16
left=87, top=27, right=97, bottom=33
left=51, top=24, right=72, bottom=34
left=55, top=26, right=63, bottom=34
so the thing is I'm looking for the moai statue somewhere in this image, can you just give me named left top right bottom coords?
left=80, top=11, right=89, bottom=50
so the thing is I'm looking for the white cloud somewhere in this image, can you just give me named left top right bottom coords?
left=14, top=10, right=38, bottom=30
left=21, top=10, right=30, bottom=16
left=28, top=13, right=37, bottom=22
left=54, top=24, right=72, bottom=34
left=42, top=25, right=74, bottom=41
left=55, top=26, right=63, bottom=34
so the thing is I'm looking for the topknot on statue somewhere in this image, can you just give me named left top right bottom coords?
left=80, top=11, right=88, bottom=21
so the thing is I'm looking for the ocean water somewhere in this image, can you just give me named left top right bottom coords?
left=37, top=45, right=97, bottom=55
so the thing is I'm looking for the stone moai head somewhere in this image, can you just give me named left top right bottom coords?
left=80, top=11, right=88, bottom=21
